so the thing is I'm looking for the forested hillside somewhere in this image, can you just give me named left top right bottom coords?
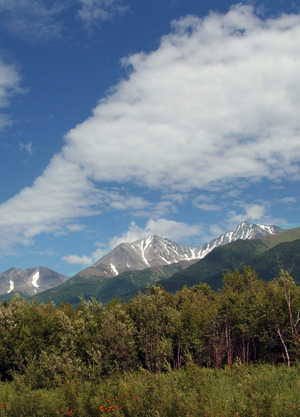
left=1, top=268, right=299, bottom=379
left=0, top=267, right=299, bottom=416
left=29, top=229, right=300, bottom=307
left=159, top=238, right=300, bottom=293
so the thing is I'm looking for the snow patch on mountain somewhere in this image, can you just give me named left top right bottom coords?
left=0, top=267, right=69, bottom=297
left=7, top=280, right=14, bottom=294
left=31, top=270, right=40, bottom=289
left=110, top=264, right=119, bottom=276
left=85, top=222, right=283, bottom=278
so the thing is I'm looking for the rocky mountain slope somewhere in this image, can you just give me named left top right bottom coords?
left=0, top=267, right=69, bottom=298
left=0, top=222, right=285, bottom=305
left=77, top=222, right=282, bottom=278
left=158, top=228, right=300, bottom=293
left=35, top=224, right=299, bottom=307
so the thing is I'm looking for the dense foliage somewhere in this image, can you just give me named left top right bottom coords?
left=0, top=268, right=299, bottom=381
left=0, top=268, right=299, bottom=415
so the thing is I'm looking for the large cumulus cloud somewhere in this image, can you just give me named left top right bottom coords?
left=1, top=4, right=300, bottom=248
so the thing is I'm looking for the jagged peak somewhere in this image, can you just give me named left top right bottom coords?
left=89, top=221, right=283, bottom=276
left=133, top=234, right=163, bottom=243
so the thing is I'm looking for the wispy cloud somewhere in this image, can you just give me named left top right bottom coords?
left=0, top=0, right=68, bottom=41
left=0, top=0, right=128, bottom=41
left=64, top=5, right=300, bottom=190
left=63, top=244, right=107, bottom=266
left=0, top=5, right=300, bottom=250
left=77, top=0, right=128, bottom=29
left=228, top=203, right=267, bottom=226
left=192, top=194, right=222, bottom=212
left=109, top=218, right=203, bottom=248
left=0, top=58, right=22, bottom=129
left=19, top=141, right=34, bottom=156
left=62, top=254, right=93, bottom=265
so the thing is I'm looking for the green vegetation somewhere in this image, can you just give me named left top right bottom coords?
left=0, top=268, right=299, bottom=415
left=34, top=262, right=191, bottom=307
left=160, top=238, right=300, bottom=293
left=0, top=364, right=299, bottom=416
left=29, top=231, right=300, bottom=307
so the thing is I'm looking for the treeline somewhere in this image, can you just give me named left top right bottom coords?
left=0, top=267, right=299, bottom=388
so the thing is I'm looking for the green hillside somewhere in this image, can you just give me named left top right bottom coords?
left=0, top=291, right=29, bottom=303
left=258, top=226, right=300, bottom=249
left=159, top=237, right=300, bottom=293
left=251, top=239, right=300, bottom=282
left=33, top=227, right=300, bottom=306
left=34, top=261, right=192, bottom=306
left=158, top=239, right=264, bottom=292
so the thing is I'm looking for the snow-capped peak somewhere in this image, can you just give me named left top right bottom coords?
left=87, top=222, right=282, bottom=278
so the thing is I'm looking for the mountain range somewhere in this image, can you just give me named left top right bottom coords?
left=158, top=227, right=300, bottom=293
left=76, top=221, right=282, bottom=278
left=31, top=221, right=296, bottom=306
left=1, top=221, right=299, bottom=306
left=0, top=267, right=69, bottom=301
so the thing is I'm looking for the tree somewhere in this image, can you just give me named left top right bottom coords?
left=128, top=286, right=180, bottom=372
left=220, top=267, right=268, bottom=365
left=176, top=284, right=217, bottom=367
left=273, top=271, right=300, bottom=366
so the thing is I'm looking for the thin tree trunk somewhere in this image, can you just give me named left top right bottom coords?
left=252, top=338, right=257, bottom=361
left=225, top=322, right=233, bottom=365
left=276, top=324, right=290, bottom=367
left=242, top=335, right=246, bottom=364
left=281, top=272, right=299, bottom=350
left=246, top=337, right=250, bottom=365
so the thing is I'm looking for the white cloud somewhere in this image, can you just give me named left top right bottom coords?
left=109, top=218, right=203, bottom=248
left=0, top=58, right=22, bottom=129
left=62, top=254, right=93, bottom=265
left=227, top=203, right=267, bottom=226
left=0, top=0, right=68, bottom=41
left=1, top=5, right=300, bottom=249
left=101, top=190, right=150, bottom=211
left=276, top=197, right=298, bottom=205
left=0, top=154, right=99, bottom=242
left=209, top=224, right=224, bottom=237
left=19, top=141, right=34, bottom=156
left=0, top=0, right=128, bottom=40
left=193, top=194, right=222, bottom=211
left=63, top=244, right=108, bottom=265
left=77, top=0, right=128, bottom=29
left=65, top=4, right=300, bottom=190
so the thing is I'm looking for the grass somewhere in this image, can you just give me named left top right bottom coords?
left=0, top=363, right=299, bottom=417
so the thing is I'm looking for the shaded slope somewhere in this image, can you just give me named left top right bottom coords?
left=158, top=237, right=300, bottom=293
left=33, top=226, right=300, bottom=306
left=157, top=239, right=265, bottom=292
left=33, top=261, right=192, bottom=306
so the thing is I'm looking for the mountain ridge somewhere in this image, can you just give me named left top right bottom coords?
left=0, top=266, right=69, bottom=298
left=77, top=221, right=282, bottom=279
left=0, top=222, right=291, bottom=305
left=158, top=232, right=300, bottom=293
left=33, top=226, right=300, bottom=307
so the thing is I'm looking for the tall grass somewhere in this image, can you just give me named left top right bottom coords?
left=0, top=363, right=299, bottom=417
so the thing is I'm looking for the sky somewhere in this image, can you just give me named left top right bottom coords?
left=0, top=0, right=300, bottom=276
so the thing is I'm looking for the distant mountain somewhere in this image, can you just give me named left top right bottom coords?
left=158, top=227, right=300, bottom=293
left=33, top=222, right=283, bottom=306
left=0, top=267, right=69, bottom=299
left=77, top=222, right=282, bottom=279
left=34, top=261, right=192, bottom=307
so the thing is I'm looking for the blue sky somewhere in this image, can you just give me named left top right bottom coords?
left=0, top=0, right=300, bottom=276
